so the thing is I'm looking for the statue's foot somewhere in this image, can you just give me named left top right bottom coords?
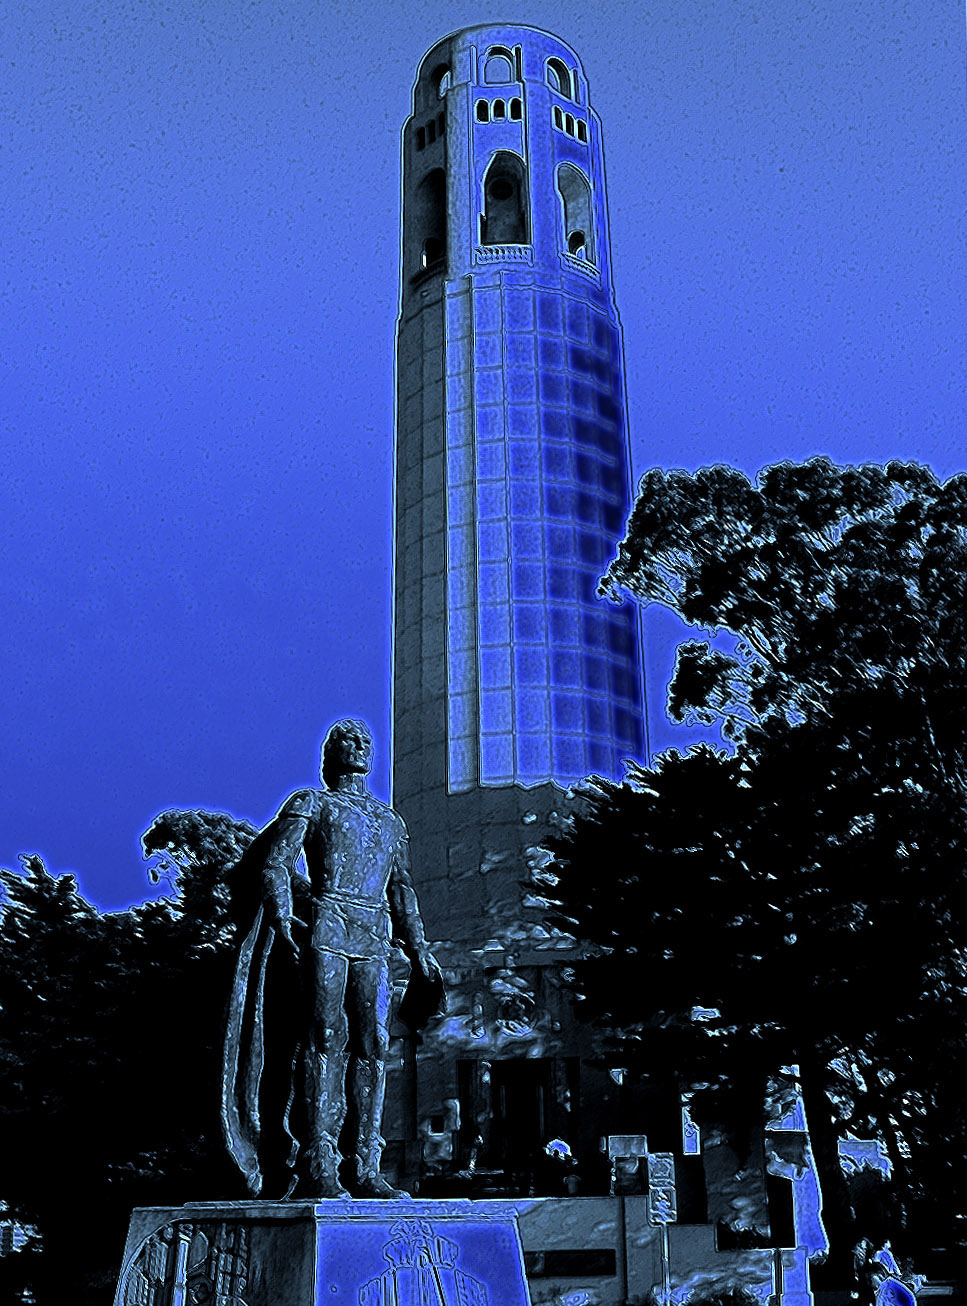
left=353, top=1173, right=406, bottom=1199
left=301, top=1141, right=350, bottom=1199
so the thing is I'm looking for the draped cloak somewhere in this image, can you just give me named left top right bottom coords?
left=220, top=810, right=308, bottom=1196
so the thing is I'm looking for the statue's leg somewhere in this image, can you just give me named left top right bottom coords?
left=346, top=953, right=402, bottom=1197
left=302, top=944, right=351, bottom=1198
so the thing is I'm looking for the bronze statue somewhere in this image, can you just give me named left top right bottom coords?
left=222, top=719, right=443, bottom=1199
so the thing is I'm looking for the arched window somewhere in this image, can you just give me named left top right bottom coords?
left=476, top=99, right=490, bottom=123
left=565, top=112, right=575, bottom=136
left=577, top=119, right=587, bottom=143
left=414, top=168, right=446, bottom=272
left=423, top=236, right=445, bottom=267
left=484, top=47, right=514, bottom=85
left=430, top=63, right=450, bottom=99
left=557, top=164, right=594, bottom=263
left=481, top=151, right=529, bottom=246
left=510, top=98, right=522, bottom=121
left=553, top=106, right=563, bottom=130
left=546, top=57, right=572, bottom=99
left=493, top=99, right=506, bottom=120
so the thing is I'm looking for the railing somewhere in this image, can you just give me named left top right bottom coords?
left=473, top=244, right=535, bottom=265
left=561, top=252, right=599, bottom=282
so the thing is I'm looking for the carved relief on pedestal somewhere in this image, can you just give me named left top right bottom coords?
left=358, top=1218, right=488, bottom=1306
left=122, top=1221, right=250, bottom=1306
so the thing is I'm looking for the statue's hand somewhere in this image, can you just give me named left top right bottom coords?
left=414, top=947, right=442, bottom=985
left=276, top=916, right=306, bottom=960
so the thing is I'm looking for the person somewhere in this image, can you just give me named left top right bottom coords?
left=872, top=1241, right=920, bottom=1306
left=222, top=719, right=443, bottom=1198
left=853, top=1238, right=876, bottom=1306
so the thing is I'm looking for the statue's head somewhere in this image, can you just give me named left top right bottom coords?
left=321, top=718, right=374, bottom=788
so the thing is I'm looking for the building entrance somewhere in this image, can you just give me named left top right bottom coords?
left=456, top=1057, right=581, bottom=1195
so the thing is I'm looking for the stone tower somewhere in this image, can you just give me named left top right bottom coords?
left=392, top=25, right=645, bottom=956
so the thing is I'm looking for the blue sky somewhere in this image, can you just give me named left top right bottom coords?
left=3, top=0, right=965, bottom=910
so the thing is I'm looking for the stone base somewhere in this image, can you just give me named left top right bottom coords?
left=114, top=1198, right=532, bottom=1306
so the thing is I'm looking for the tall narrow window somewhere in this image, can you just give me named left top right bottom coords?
left=553, top=106, right=563, bottom=130
left=557, top=164, right=594, bottom=264
left=414, top=168, right=446, bottom=272
left=427, top=118, right=436, bottom=144
left=510, top=98, right=522, bottom=121
left=416, top=126, right=426, bottom=150
left=476, top=99, right=490, bottom=123
left=577, top=120, right=587, bottom=143
left=423, top=236, right=445, bottom=267
left=431, top=63, right=450, bottom=98
left=565, top=113, right=575, bottom=136
left=481, top=151, right=529, bottom=246
left=493, top=99, right=506, bottom=120
left=546, top=57, right=572, bottom=99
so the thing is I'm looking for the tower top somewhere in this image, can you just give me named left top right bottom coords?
left=410, top=25, right=591, bottom=116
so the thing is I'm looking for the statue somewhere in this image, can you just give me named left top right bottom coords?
left=222, top=719, right=443, bottom=1199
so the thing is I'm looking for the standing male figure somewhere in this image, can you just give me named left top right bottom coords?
left=223, top=719, right=442, bottom=1199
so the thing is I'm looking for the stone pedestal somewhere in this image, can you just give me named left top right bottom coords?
left=114, top=1199, right=532, bottom=1306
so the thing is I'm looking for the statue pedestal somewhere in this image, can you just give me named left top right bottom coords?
left=114, top=1198, right=532, bottom=1306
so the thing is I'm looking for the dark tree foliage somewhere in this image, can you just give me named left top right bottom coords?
left=545, top=460, right=967, bottom=1274
left=0, top=810, right=257, bottom=1304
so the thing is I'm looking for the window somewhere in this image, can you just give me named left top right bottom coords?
left=430, top=63, right=450, bottom=98
left=493, top=99, right=506, bottom=120
left=510, top=97, right=522, bottom=121
left=427, top=118, right=436, bottom=144
left=413, top=168, right=446, bottom=273
left=480, top=151, right=529, bottom=246
left=546, top=57, right=572, bottom=99
left=416, top=126, right=426, bottom=150
left=484, top=47, right=515, bottom=84
left=552, top=108, right=587, bottom=139
left=422, top=237, right=443, bottom=268
left=557, top=164, right=594, bottom=264
left=476, top=99, right=489, bottom=123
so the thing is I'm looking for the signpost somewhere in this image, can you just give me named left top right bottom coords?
left=647, top=1152, right=677, bottom=1304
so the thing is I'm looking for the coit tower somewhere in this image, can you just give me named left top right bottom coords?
left=392, top=25, right=645, bottom=948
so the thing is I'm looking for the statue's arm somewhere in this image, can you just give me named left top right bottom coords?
left=262, top=789, right=314, bottom=955
left=387, top=828, right=431, bottom=966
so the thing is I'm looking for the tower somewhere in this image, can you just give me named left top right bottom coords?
left=389, top=27, right=647, bottom=1179
left=393, top=25, right=645, bottom=951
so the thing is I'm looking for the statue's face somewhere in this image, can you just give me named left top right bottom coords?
left=326, top=720, right=373, bottom=777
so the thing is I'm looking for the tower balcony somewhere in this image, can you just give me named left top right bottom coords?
left=560, top=251, right=600, bottom=284
left=473, top=244, right=535, bottom=266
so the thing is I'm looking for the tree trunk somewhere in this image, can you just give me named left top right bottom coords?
left=797, top=1052, right=855, bottom=1288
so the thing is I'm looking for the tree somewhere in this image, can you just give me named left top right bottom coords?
left=545, top=459, right=967, bottom=1275
left=0, top=809, right=256, bottom=1304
